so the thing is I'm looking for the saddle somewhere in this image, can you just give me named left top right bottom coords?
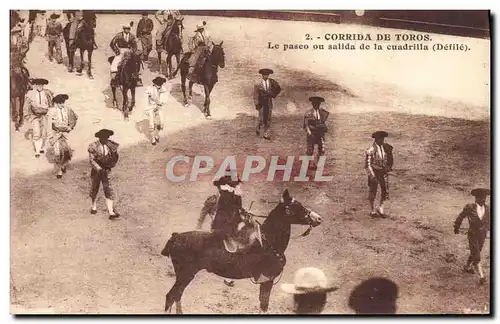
left=222, top=217, right=263, bottom=254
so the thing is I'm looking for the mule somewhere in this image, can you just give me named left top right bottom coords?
left=172, top=41, right=225, bottom=119
left=108, top=51, right=141, bottom=120
left=160, top=189, right=323, bottom=313
left=63, top=11, right=96, bottom=79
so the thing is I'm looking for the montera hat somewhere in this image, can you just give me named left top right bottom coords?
left=52, top=94, right=69, bottom=104
left=471, top=188, right=490, bottom=197
left=95, top=129, right=114, bottom=139
left=152, top=76, right=167, bottom=86
left=258, top=68, right=273, bottom=76
left=31, top=78, right=49, bottom=85
left=281, top=267, right=338, bottom=295
left=309, top=96, right=325, bottom=104
left=372, top=131, right=388, bottom=139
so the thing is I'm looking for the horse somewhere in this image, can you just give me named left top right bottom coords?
left=158, top=18, right=184, bottom=79
left=10, top=56, right=31, bottom=131
left=172, top=41, right=225, bottom=119
left=160, top=189, right=323, bottom=314
left=108, top=51, right=141, bottom=120
left=63, top=11, right=96, bottom=79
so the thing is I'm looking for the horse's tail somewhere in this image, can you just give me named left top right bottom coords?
left=161, top=232, right=180, bottom=257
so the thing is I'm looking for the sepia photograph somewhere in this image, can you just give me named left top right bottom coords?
left=9, top=8, right=491, bottom=315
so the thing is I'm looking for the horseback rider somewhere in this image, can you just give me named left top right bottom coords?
left=154, top=10, right=173, bottom=51
left=187, top=22, right=211, bottom=81
left=211, top=175, right=260, bottom=253
left=110, top=23, right=140, bottom=83
left=11, top=23, right=29, bottom=63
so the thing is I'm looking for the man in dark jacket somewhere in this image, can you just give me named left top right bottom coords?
left=454, top=188, right=491, bottom=284
left=254, top=68, right=281, bottom=140
left=136, top=12, right=153, bottom=63
left=88, top=129, right=120, bottom=220
left=303, top=96, right=330, bottom=170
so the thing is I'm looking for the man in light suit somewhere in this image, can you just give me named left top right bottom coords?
left=254, top=68, right=281, bottom=140
left=454, top=188, right=491, bottom=284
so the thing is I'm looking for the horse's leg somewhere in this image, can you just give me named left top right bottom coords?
left=165, top=272, right=196, bottom=314
left=76, top=48, right=84, bottom=74
left=122, top=87, right=129, bottom=120
left=188, top=81, right=194, bottom=100
left=130, top=86, right=136, bottom=111
left=166, top=53, right=172, bottom=80
left=111, top=83, right=118, bottom=109
left=203, top=84, right=212, bottom=119
left=181, top=73, right=188, bottom=106
left=157, top=50, right=163, bottom=74
left=87, top=49, right=93, bottom=79
left=259, top=281, right=273, bottom=312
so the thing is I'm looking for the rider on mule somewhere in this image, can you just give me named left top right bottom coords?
left=110, top=23, right=141, bottom=85
left=187, top=22, right=211, bottom=81
left=211, top=175, right=261, bottom=253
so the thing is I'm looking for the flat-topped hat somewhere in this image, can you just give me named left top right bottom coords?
left=31, top=78, right=49, bottom=85
left=372, top=131, right=388, bottom=139
left=52, top=94, right=69, bottom=104
left=309, top=96, right=325, bottom=104
left=95, top=129, right=114, bottom=139
left=471, top=188, right=490, bottom=197
left=152, top=76, right=167, bottom=86
left=258, top=68, right=273, bottom=76
left=50, top=13, right=60, bottom=19
left=281, top=267, right=338, bottom=295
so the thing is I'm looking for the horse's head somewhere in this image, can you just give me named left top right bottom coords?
left=279, top=189, right=322, bottom=228
left=211, top=41, right=225, bottom=68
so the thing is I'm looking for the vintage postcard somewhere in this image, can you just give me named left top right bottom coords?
left=10, top=9, right=490, bottom=315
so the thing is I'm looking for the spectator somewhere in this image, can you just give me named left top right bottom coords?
left=281, top=267, right=338, bottom=314
left=348, top=277, right=398, bottom=314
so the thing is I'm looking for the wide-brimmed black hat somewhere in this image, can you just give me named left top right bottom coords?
left=213, top=175, right=241, bottom=187
left=309, top=96, right=325, bottom=104
left=372, top=131, right=388, bottom=139
left=258, top=68, right=273, bottom=76
left=152, top=76, right=167, bottom=86
left=31, top=78, right=49, bottom=85
left=471, top=188, right=490, bottom=197
left=95, top=129, right=114, bottom=139
left=50, top=13, right=60, bottom=19
left=52, top=94, right=69, bottom=104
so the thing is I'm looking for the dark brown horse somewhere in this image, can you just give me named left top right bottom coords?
left=160, top=189, right=323, bottom=313
left=108, top=51, right=141, bottom=120
left=172, top=41, right=225, bottom=119
left=158, top=18, right=184, bottom=79
left=63, top=11, right=96, bottom=78
left=10, top=57, right=31, bottom=131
